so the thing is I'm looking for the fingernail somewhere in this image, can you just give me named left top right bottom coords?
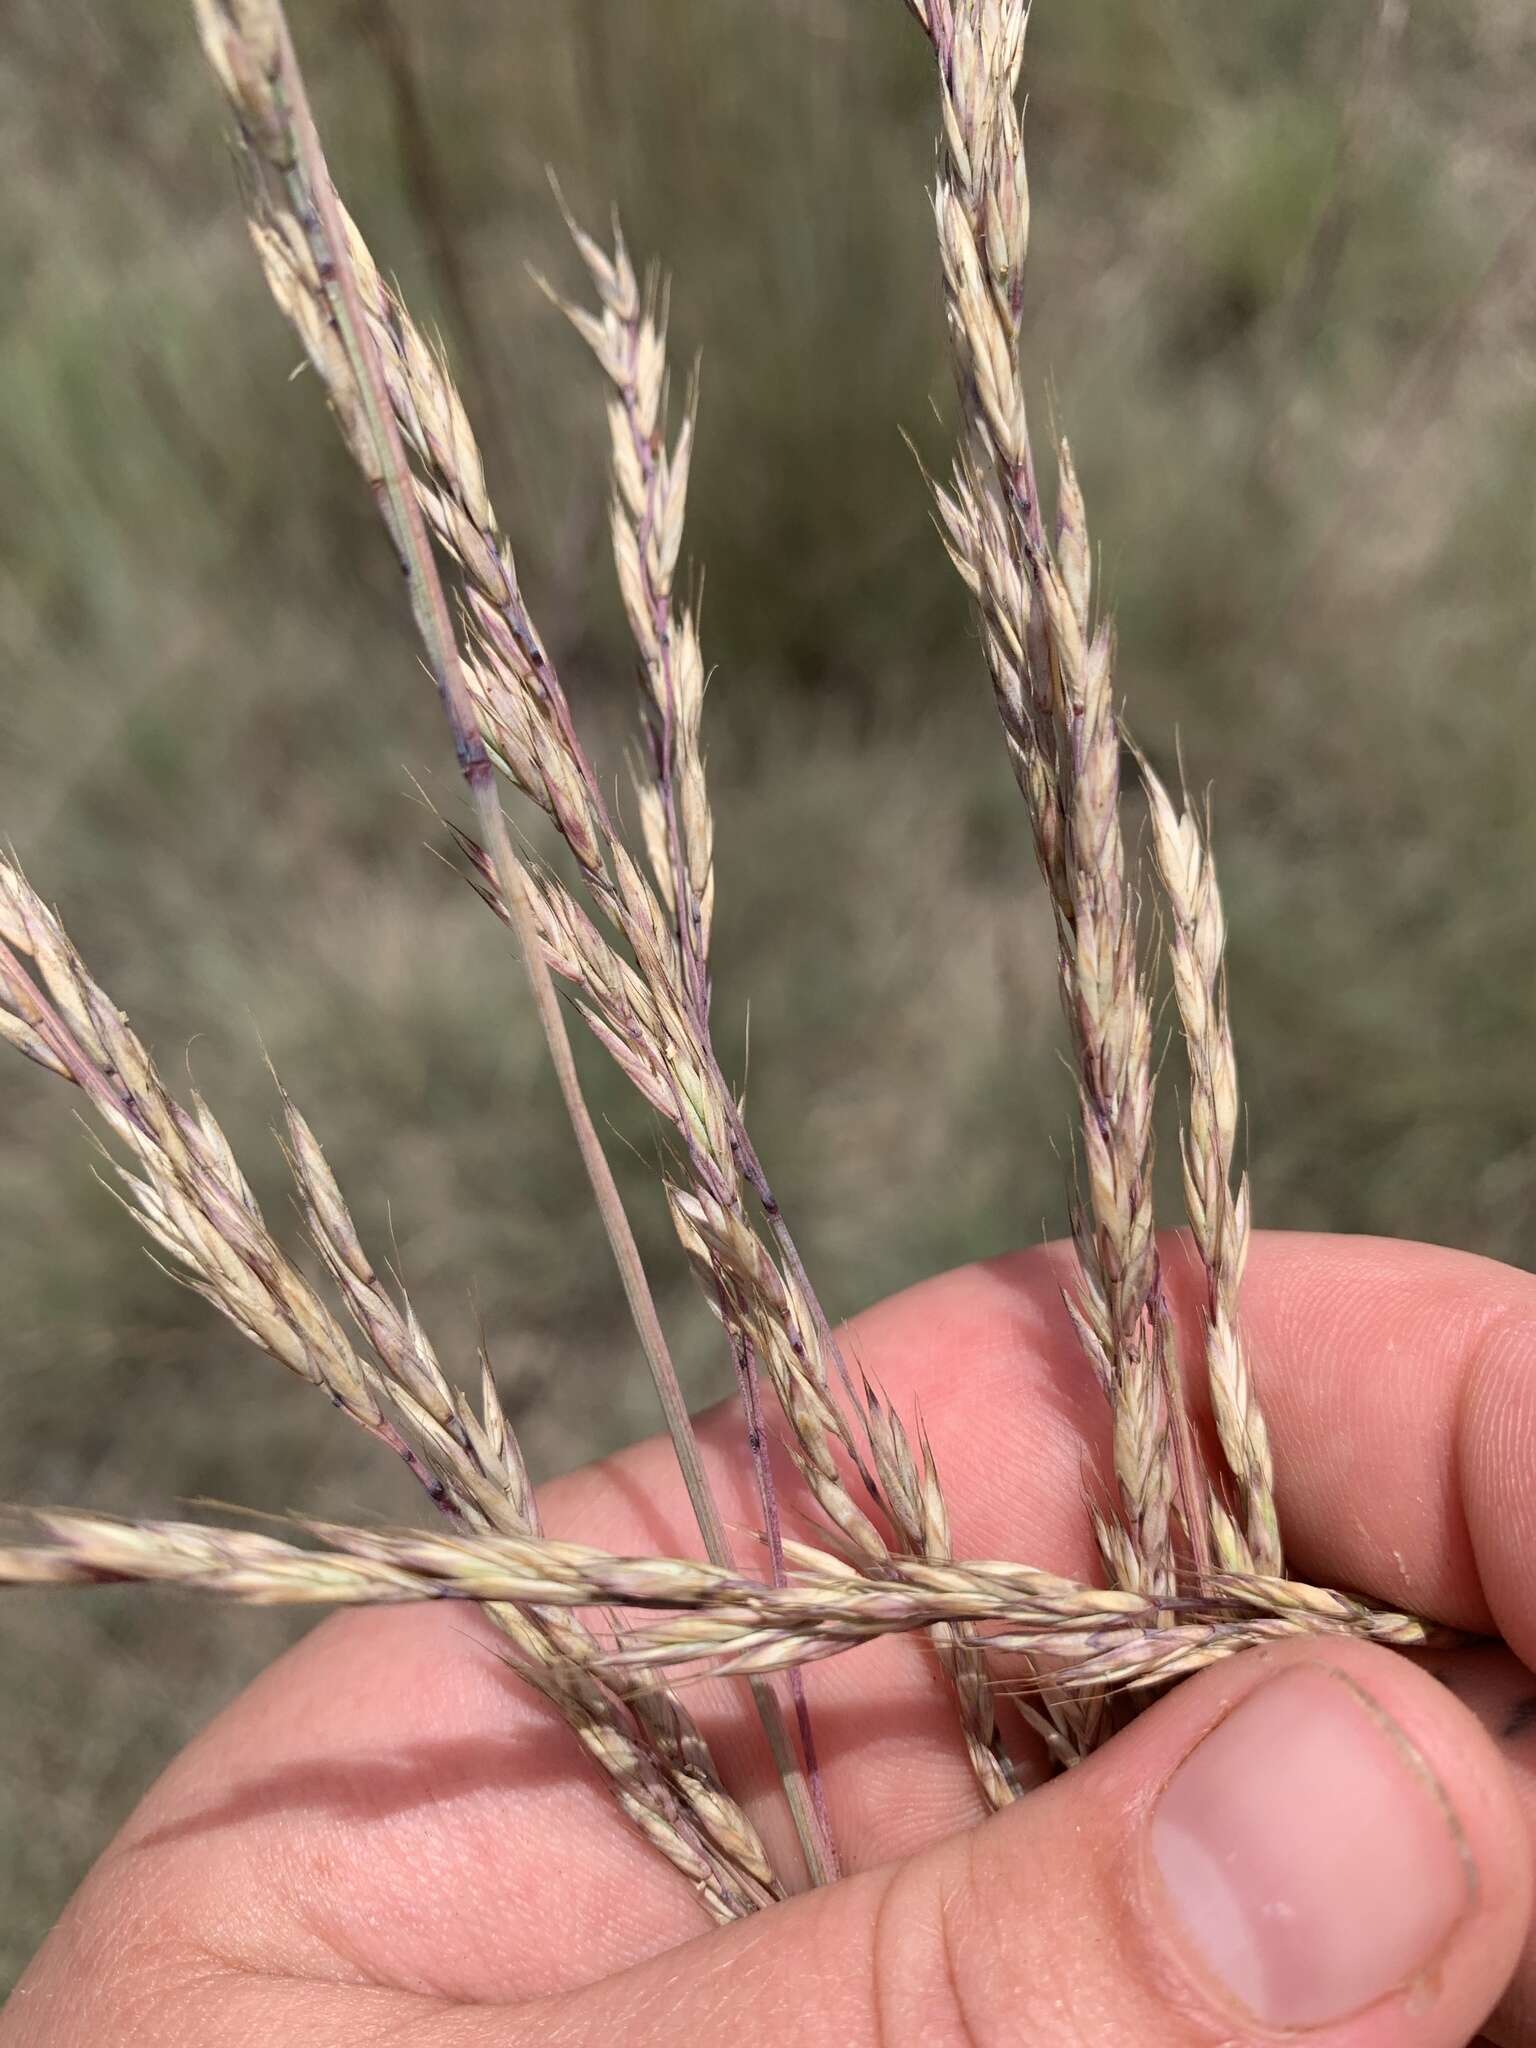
left=1151, top=1668, right=1473, bottom=2028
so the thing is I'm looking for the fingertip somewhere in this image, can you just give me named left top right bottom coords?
left=1123, top=1636, right=1531, bottom=2043
left=859, top=1631, right=1534, bottom=2048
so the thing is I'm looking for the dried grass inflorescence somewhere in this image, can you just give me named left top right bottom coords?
left=0, top=0, right=1442, bottom=1918
left=0, top=855, right=775, bottom=1918
left=3, top=1511, right=1431, bottom=1679
left=924, top=1, right=1197, bottom=1616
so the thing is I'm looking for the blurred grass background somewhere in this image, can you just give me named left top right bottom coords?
left=3, top=0, right=1534, bottom=1983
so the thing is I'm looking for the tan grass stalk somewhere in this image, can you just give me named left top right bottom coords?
left=542, top=203, right=858, bottom=1829
left=914, top=0, right=1210, bottom=1618
left=1139, top=763, right=1282, bottom=1575
left=537, top=200, right=715, bottom=1022
left=192, top=0, right=711, bottom=1591
left=0, top=1510, right=1435, bottom=1684
left=194, top=0, right=834, bottom=1886
left=192, top=0, right=697, bottom=1586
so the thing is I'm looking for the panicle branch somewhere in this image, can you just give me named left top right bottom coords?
left=1138, top=764, right=1281, bottom=1575
left=193, top=0, right=831, bottom=1888
left=0, top=852, right=777, bottom=1919
left=0, top=1508, right=1435, bottom=1686
left=914, top=0, right=1221, bottom=1628
left=536, top=197, right=715, bottom=1023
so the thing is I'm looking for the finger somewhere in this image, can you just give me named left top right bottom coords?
left=483, top=1638, right=1533, bottom=2048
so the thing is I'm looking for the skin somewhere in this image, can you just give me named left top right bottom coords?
left=4, top=1231, right=1536, bottom=2046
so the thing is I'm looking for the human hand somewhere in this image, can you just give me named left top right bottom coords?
left=7, top=1233, right=1535, bottom=2046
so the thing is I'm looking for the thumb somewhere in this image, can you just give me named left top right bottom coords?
left=524, top=1637, right=1530, bottom=2048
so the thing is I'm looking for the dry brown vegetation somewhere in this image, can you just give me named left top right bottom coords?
left=2, top=0, right=1534, bottom=1986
